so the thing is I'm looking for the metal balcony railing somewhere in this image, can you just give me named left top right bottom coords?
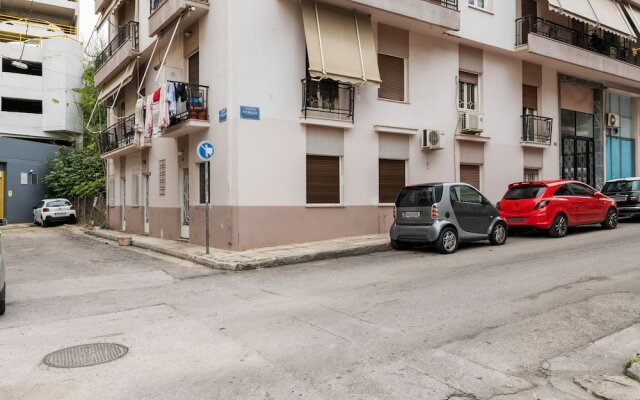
left=516, top=16, right=640, bottom=67
left=166, top=81, right=209, bottom=127
left=150, top=0, right=209, bottom=14
left=99, top=114, right=135, bottom=154
left=0, top=14, right=77, bottom=35
left=95, top=21, right=139, bottom=70
left=426, top=0, right=458, bottom=10
left=522, top=115, right=552, bottom=145
left=301, top=78, right=355, bottom=123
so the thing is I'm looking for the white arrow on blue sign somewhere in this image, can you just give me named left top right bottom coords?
left=197, top=141, right=215, bottom=161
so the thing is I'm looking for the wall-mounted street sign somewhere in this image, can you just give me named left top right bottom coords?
left=219, top=108, right=227, bottom=123
left=240, top=105, right=260, bottom=120
left=197, top=141, right=215, bottom=162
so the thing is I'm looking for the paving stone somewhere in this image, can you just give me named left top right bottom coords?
left=574, top=375, right=640, bottom=400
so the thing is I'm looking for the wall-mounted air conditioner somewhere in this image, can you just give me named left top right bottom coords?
left=460, top=111, right=484, bottom=134
left=422, top=129, right=444, bottom=150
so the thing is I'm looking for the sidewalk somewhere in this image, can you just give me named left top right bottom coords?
left=81, top=228, right=391, bottom=271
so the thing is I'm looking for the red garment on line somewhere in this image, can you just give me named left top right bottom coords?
left=153, top=88, right=161, bottom=102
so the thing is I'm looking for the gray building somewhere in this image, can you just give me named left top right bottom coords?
left=0, top=137, right=60, bottom=223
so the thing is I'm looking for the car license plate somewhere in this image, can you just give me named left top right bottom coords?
left=508, top=217, right=526, bottom=223
left=404, top=211, right=421, bottom=218
left=55, top=212, right=66, bottom=216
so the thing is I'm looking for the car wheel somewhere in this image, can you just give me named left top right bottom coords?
left=41, top=219, right=47, bottom=228
left=435, top=227, right=458, bottom=254
left=601, top=208, right=618, bottom=230
left=548, top=213, right=568, bottom=238
left=69, top=216, right=77, bottom=225
left=390, top=239, right=411, bottom=251
left=489, top=221, right=508, bottom=246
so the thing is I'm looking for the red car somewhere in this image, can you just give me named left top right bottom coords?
left=497, top=180, right=618, bottom=238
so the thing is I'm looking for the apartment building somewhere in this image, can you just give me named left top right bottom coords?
left=94, top=0, right=640, bottom=250
left=0, top=0, right=83, bottom=223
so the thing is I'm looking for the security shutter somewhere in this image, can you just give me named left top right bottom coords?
left=379, top=159, right=405, bottom=203
left=188, top=51, right=199, bottom=85
left=378, top=54, right=405, bottom=101
left=523, top=84, right=538, bottom=110
left=460, top=164, right=481, bottom=190
left=306, top=155, right=340, bottom=204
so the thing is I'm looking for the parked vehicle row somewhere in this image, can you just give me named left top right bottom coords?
left=390, top=179, right=622, bottom=254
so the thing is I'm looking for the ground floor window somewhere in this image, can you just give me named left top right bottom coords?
left=460, top=164, right=481, bottom=190
left=199, top=162, right=210, bottom=204
left=379, top=159, right=406, bottom=204
left=523, top=168, right=540, bottom=182
left=306, top=155, right=340, bottom=204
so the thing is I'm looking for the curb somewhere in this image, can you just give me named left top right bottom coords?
left=83, top=228, right=390, bottom=271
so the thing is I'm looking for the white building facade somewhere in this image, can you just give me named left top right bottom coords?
left=95, top=0, right=640, bottom=250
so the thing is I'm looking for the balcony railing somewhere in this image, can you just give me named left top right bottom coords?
left=301, top=78, right=355, bottom=123
left=95, top=21, right=139, bottom=70
left=99, top=114, right=135, bottom=154
left=516, top=16, right=640, bottom=67
left=166, top=81, right=209, bottom=127
left=522, top=115, right=552, bottom=145
left=426, top=0, right=458, bottom=10
left=0, top=14, right=77, bottom=35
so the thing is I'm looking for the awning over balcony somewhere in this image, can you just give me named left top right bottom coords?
left=548, top=0, right=635, bottom=39
left=96, top=60, right=135, bottom=104
left=623, top=3, right=640, bottom=36
left=301, top=0, right=381, bottom=85
left=97, top=0, right=124, bottom=29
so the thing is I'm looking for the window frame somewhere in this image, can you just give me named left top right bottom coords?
left=378, top=158, right=407, bottom=205
left=377, top=52, right=408, bottom=103
left=458, top=80, right=478, bottom=111
left=523, top=168, right=540, bottom=182
left=305, top=154, right=343, bottom=206
left=468, top=0, right=492, bottom=11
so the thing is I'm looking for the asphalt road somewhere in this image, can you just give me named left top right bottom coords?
left=1, top=223, right=640, bottom=399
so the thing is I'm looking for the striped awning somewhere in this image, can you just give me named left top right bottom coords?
left=97, top=0, right=124, bottom=30
left=548, top=0, right=636, bottom=39
left=96, top=60, right=135, bottom=104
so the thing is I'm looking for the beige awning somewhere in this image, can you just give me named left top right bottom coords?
left=623, top=3, right=640, bottom=36
left=97, top=0, right=124, bottom=29
left=548, top=0, right=636, bottom=39
left=96, top=61, right=135, bottom=104
left=301, top=0, right=381, bottom=85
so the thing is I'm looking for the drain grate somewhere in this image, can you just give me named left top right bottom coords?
left=43, top=343, right=128, bottom=368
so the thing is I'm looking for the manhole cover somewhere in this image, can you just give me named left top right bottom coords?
left=43, top=343, right=128, bottom=368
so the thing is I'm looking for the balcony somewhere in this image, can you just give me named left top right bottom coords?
left=148, top=0, right=209, bottom=37
left=301, top=78, right=354, bottom=125
left=515, top=16, right=640, bottom=80
left=95, top=0, right=109, bottom=14
left=348, top=0, right=459, bottom=31
left=161, top=82, right=210, bottom=138
left=5, top=0, right=77, bottom=25
left=521, top=115, right=552, bottom=147
left=99, top=114, right=149, bottom=158
left=0, top=14, right=77, bottom=36
left=94, top=21, right=139, bottom=87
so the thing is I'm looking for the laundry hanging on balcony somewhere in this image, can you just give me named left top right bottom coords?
left=548, top=0, right=636, bottom=39
left=301, top=0, right=380, bottom=85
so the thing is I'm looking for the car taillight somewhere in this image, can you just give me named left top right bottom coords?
left=431, top=204, right=439, bottom=219
left=495, top=201, right=502, bottom=211
left=534, top=200, right=550, bottom=210
left=43, top=208, right=49, bottom=212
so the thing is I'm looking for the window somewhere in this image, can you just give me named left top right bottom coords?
left=131, top=173, right=140, bottom=206
left=458, top=72, right=478, bottom=111
left=46, top=200, right=71, bottom=207
left=378, top=54, right=405, bottom=102
left=451, top=185, right=485, bottom=204
left=199, top=162, right=210, bottom=204
left=554, top=185, right=572, bottom=196
left=396, top=185, right=443, bottom=207
left=561, top=109, right=594, bottom=137
left=569, top=182, right=595, bottom=197
left=2, top=59, right=42, bottom=76
left=306, top=155, right=340, bottom=204
left=189, top=51, right=199, bottom=85
left=524, top=168, right=540, bottom=182
left=108, top=178, right=115, bottom=206
left=31, top=173, right=38, bottom=185
left=379, top=159, right=406, bottom=204
left=468, top=0, right=491, bottom=10
left=1, top=98, right=42, bottom=114
left=505, top=184, right=546, bottom=200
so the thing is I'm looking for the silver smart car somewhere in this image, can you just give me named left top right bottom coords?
left=390, top=182, right=507, bottom=254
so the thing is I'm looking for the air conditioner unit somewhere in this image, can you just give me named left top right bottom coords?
left=460, top=111, right=484, bottom=134
left=606, top=113, right=620, bottom=128
left=422, top=129, right=444, bottom=150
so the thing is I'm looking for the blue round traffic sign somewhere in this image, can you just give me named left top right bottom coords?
left=197, top=141, right=215, bottom=161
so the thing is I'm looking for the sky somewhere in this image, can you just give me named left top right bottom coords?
left=78, top=0, right=100, bottom=48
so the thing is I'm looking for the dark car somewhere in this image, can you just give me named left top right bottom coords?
left=601, top=178, right=640, bottom=219
left=389, top=183, right=507, bottom=254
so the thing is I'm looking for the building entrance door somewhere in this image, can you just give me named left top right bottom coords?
left=562, top=136, right=595, bottom=186
left=180, top=168, right=190, bottom=239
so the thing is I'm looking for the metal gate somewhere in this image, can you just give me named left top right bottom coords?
left=562, top=137, right=594, bottom=186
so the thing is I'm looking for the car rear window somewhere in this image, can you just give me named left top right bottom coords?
left=46, top=200, right=70, bottom=207
left=602, top=180, right=640, bottom=192
left=396, top=186, right=443, bottom=207
left=504, top=185, right=546, bottom=200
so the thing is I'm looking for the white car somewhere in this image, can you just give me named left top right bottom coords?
left=33, top=199, right=77, bottom=227
left=0, top=230, right=5, bottom=315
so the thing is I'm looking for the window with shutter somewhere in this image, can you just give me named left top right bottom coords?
left=460, top=164, right=481, bottom=190
left=379, top=159, right=406, bottom=204
left=199, top=162, right=210, bottom=204
left=189, top=51, right=199, bottom=85
left=522, top=84, right=538, bottom=110
left=378, top=54, right=405, bottom=102
left=306, top=155, right=340, bottom=204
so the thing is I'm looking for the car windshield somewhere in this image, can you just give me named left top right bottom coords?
left=504, top=185, right=546, bottom=200
left=602, top=180, right=640, bottom=193
left=396, top=186, right=443, bottom=207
